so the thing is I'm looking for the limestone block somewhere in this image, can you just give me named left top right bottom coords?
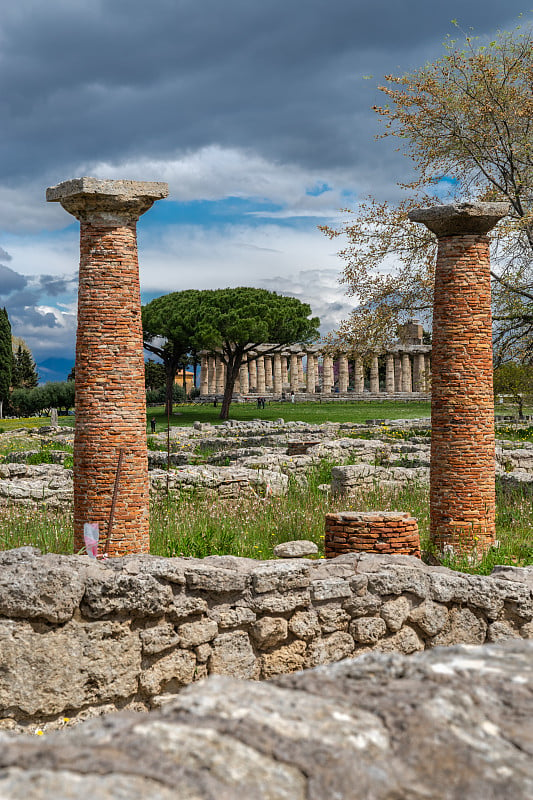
left=288, top=610, right=321, bottom=640
left=378, top=626, right=425, bottom=655
left=380, top=596, right=412, bottom=632
left=366, top=566, right=429, bottom=599
left=431, top=607, right=487, bottom=646
left=317, top=604, right=350, bottom=633
left=344, top=592, right=382, bottom=617
left=168, top=594, right=208, bottom=621
left=311, top=578, right=352, bottom=601
left=208, top=631, right=258, bottom=679
left=140, top=622, right=180, bottom=655
left=195, top=643, right=212, bottom=663
left=0, top=554, right=84, bottom=623
left=251, top=561, right=310, bottom=593
left=261, top=640, right=306, bottom=678
left=81, top=571, right=173, bottom=618
left=408, top=601, right=449, bottom=637
left=251, top=590, right=310, bottom=614
left=140, top=649, right=197, bottom=695
left=274, top=540, right=318, bottom=558
left=251, top=617, right=288, bottom=649
left=207, top=604, right=257, bottom=628
left=350, top=617, right=387, bottom=644
left=429, top=571, right=471, bottom=604
left=0, top=619, right=141, bottom=716
left=306, top=631, right=354, bottom=667
left=487, top=621, right=521, bottom=642
left=185, top=565, right=248, bottom=593
left=178, top=619, right=219, bottom=648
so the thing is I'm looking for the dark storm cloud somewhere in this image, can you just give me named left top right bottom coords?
left=0, top=0, right=528, bottom=190
left=0, top=247, right=12, bottom=262
left=0, top=264, right=28, bottom=295
left=38, top=274, right=76, bottom=296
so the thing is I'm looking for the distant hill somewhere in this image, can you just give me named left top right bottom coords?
left=36, top=357, right=74, bottom=384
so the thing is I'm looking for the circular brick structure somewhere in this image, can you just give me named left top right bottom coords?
left=325, top=511, right=421, bottom=558
left=410, top=202, right=508, bottom=556
left=47, top=178, right=168, bottom=555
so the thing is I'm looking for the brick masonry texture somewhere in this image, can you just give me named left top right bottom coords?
left=0, top=548, right=531, bottom=731
left=409, top=202, right=509, bottom=556
left=325, top=511, right=421, bottom=558
left=74, top=221, right=149, bottom=555
left=47, top=178, right=168, bottom=556
left=430, top=234, right=496, bottom=554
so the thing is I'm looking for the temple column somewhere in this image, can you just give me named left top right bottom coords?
left=208, top=355, right=216, bottom=394
left=394, top=354, right=402, bottom=392
left=298, top=354, right=304, bottom=386
left=281, top=354, right=289, bottom=387
left=290, top=353, right=299, bottom=392
left=306, top=352, right=315, bottom=393
left=424, top=353, right=431, bottom=391
left=338, top=355, right=349, bottom=393
left=322, top=354, right=333, bottom=394
left=46, top=176, right=168, bottom=556
left=256, top=355, right=266, bottom=393
left=264, top=355, right=273, bottom=391
left=401, top=352, right=412, bottom=392
left=248, top=353, right=257, bottom=392
left=215, top=355, right=225, bottom=394
left=413, top=352, right=424, bottom=392
left=353, top=357, right=364, bottom=393
left=239, top=355, right=249, bottom=394
left=273, top=352, right=283, bottom=395
left=369, top=355, right=380, bottom=393
left=385, top=353, right=395, bottom=394
left=409, top=200, right=508, bottom=556
left=200, top=352, right=209, bottom=396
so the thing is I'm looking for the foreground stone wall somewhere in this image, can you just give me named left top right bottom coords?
left=0, top=548, right=531, bottom=731
left=0, top=641, right=531, bottom=798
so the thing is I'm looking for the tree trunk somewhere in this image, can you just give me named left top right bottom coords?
left=165, top=369, right=174, bottom=416
left=518, top=395, right=524, bottom=420
left=219, top=355, right=241, bottom=420
left=0, top=398, right=3, bottom=419
left=182, top=365, right=187, bottom=393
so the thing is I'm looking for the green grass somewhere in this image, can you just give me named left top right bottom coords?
left=146, top=400, right=433, bottom=432
left=1, top=462, right=531, bottom=574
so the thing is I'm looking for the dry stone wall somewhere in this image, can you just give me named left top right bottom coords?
left=0, top=547, right=531, bottom=732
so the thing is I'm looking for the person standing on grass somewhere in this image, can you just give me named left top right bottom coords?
left=150, top=417, right=156, bottom=433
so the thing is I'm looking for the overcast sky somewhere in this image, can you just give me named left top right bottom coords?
left=0, top=0, right=529, bottom=377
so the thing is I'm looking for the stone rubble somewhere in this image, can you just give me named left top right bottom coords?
left=2, top=418, right=533, bottom=506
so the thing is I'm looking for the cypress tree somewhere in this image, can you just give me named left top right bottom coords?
left=0, top=308, right=12, bottom=418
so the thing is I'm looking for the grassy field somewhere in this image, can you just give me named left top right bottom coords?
left=1, top=461, right=531, bottom=575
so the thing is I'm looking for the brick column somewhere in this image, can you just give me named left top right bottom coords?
left=290, top=353, right=299, bottom=392
left=410, top=201, right=508, bottom=555
left=273, top=352, right=283, bottom=395
left=369, top=355, right=380, bottom=393
left=200, top=352, right=209, bottom=396
left=338, top=355, right=348, bottom=393
left=46, top=177, right=168, bottom=556
left=385, top=353, right=395, bottom=393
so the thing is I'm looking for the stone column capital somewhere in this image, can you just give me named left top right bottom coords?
left=46, top=177, right=169, bottom=226
left=408, top=201, right=509, bottom=238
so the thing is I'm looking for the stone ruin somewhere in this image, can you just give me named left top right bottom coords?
left=1, top=189, right=529, bottom=795
left=198, top=325, right=432, bottom=400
